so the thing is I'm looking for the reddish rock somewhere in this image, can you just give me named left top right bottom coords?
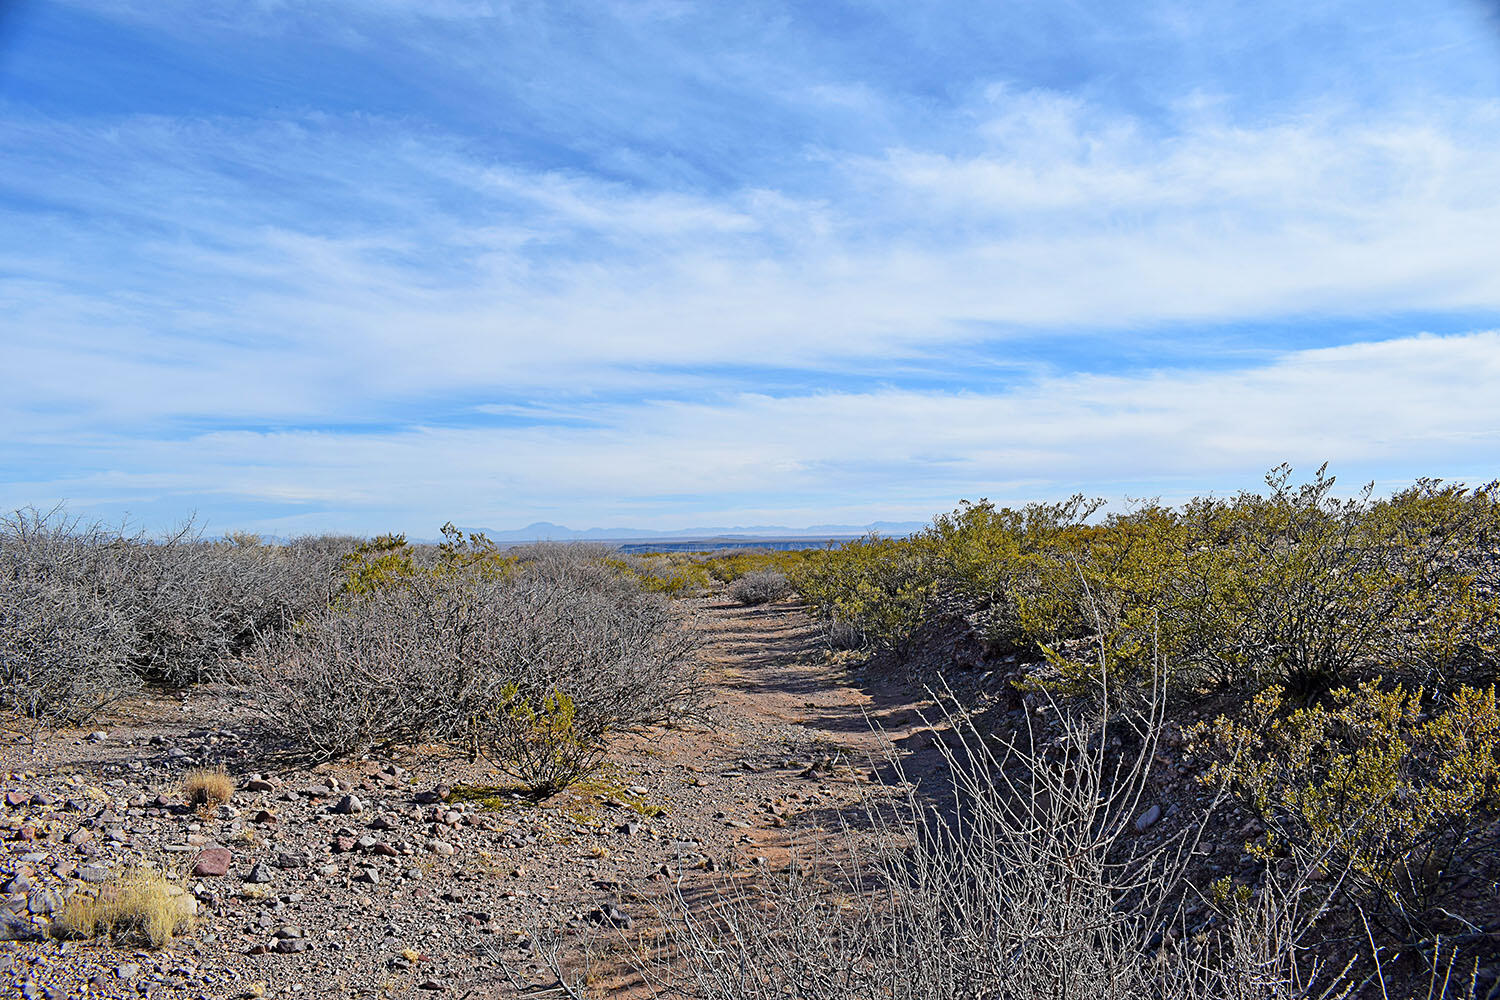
left=15, top=826, right=36, bottom=842
left=4, top=791, right=28, bottom=808
left=372, top=842, right=400, bottom=857
left=332, top=836, right=356, bottom=853
left=193, top=847, right=232, bottom=877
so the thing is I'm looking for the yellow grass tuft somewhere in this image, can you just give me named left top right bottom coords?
left=182, top=767, right=234, bottom=809
left=56, top=868, right=196, bottom=948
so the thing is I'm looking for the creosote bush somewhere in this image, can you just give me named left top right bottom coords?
left=795, top=466, right=1500, bottom=705
left=1195, top=680, right=1500, bottom=932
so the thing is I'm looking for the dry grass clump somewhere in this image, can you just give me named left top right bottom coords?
left=56, top=868, right=196, bottom=948
left=182, top=767, right=234, bottom=809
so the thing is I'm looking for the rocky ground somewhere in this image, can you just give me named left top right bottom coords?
left=0, top=599, right=952, bottom=999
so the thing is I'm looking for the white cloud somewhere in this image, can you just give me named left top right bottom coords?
left=8, top=330, right=1496, bottom=532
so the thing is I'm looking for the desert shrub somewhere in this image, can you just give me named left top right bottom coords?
left=56, top=868, right=196, bottom=947
left=460, top=571, right=701, bottom=793
left=0, top=505, right=356, bottom=719
left=793, top=534, right=939, bottom=654
left=608, top=552, right=714, bottom=597
left=245, top=551, right=701, bottom=793
left=182, top=767, right=234, bottom=809
left=0, top=507, right=141, bottom=722
left=244, top=575, right=495, bottom=761
left=626, top=684, right=1340, bottom=1000
left=727, top=569, right=790, bottom=605
left=1196, top=679, right=1500, bottom=932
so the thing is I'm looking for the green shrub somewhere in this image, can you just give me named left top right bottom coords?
left=606, top=553, right=714, bottom=597
left=471, top=684, right=604, bottom=797
left=794, top=534, right=939, bottom=654
left=1195, top=679, right=1500, bottom=922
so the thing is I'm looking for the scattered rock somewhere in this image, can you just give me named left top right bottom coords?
left=592, top=903, right=633, bottom=930
left=194, top=847, right=233, bottom=877
left=334, top=794, right=364, bottom=816
left=0, top=912, right=43, bottom=941
left=76, top=865, right=111, bottom=884
left=245, top=863, right=274, bottom=885
left=28, top=890, right=63, bottom=915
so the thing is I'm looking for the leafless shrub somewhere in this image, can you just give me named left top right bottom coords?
left=727, top=570, right=790, bottom=606
left=117, top=526, right=348, bottom=687
left=0, top=505, right=355, bottom=722
left=243, top=565, right=702, bottom=781
left=638, top=675, right=1348, bottom=1000
left=0, top=507, right=140, bottom=722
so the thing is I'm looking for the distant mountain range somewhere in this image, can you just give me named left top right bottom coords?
left=470, top=520, right=926, bottom=543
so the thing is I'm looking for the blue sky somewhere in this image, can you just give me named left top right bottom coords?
left=3, top=1, right=1500, bottom=536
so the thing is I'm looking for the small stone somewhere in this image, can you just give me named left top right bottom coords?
left=87, top=732, right=108, bottom=743
left=194, top=848, right=232, bottom=877
left=428, top=840, right=455, bottom=857
left=334, top=795, right=363, bottom=816
left=3, top=791, right=27, bottom=808
left=593, top=903, right=632, bottom=930
left=273, top=938, right=308, bottom=954
left=245, top=863, right=274, bottom=884
left=28, top=890, right=63, bottom=915
left=333, top=837, right=356, bottom=853
left=77, top=865, right=111, bottom=884
left=116, top=963, right=139, bottom=980
left=0, top=912, right=43, bottom=941
left=1135, top=805, right=1163, bottom=833
left=275, top=925, right=304, bottom=939
left=242, top=778, right=275, bottom=793
left=65, top=829, right=91, bottom=846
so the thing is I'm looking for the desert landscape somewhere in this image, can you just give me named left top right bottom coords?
left=4, top=470, right=1499, bottom=998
